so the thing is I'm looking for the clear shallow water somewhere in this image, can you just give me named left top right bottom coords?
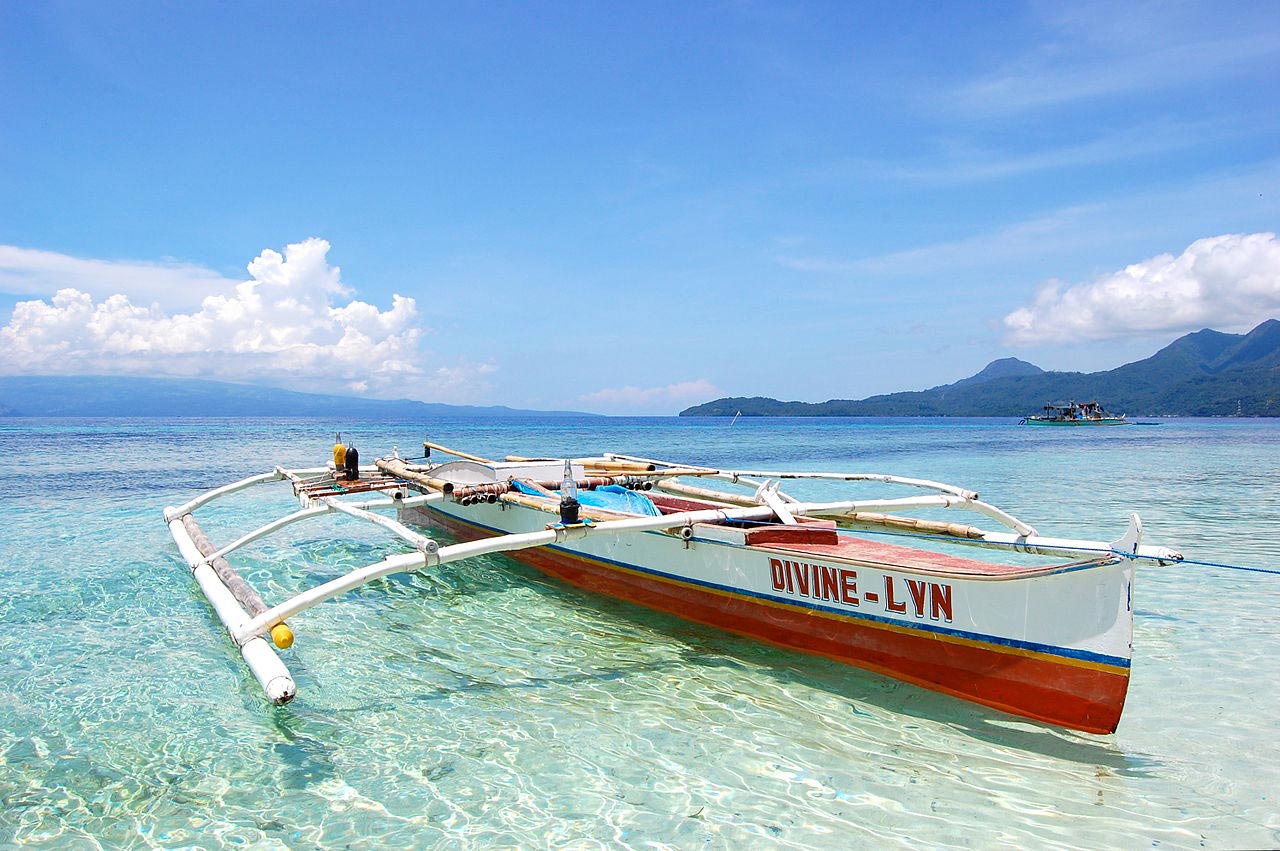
left=0, top=416, right=1277, bottom=849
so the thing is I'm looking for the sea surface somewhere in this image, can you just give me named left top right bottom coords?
left=0, top=416, right=1277, bottom=849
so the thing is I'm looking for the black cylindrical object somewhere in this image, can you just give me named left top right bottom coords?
left=345, top=444, right=360, bottom=481
left=559, top=495, right=580, bottom=525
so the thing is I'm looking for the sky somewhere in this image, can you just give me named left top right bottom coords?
left=1, top=1, right=1278, bottom=415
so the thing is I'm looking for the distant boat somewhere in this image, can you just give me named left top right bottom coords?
left=1020, top=401, right=1129, bottom=426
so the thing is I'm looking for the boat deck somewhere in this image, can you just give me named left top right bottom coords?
left=764, top=537, right=1105, bottom=577
left=294, top=473, right=406, bottom=499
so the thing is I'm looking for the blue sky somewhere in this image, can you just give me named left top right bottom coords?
left=2, top=1, right=1278, bottom=414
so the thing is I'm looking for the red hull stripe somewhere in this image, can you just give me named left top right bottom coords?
left=432, top=509, right=1129, bottom=672
left=428, top=510, right=1129, bottom=732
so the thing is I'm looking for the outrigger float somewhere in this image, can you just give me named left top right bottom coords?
left=164, top=439, right=1182, bottom=734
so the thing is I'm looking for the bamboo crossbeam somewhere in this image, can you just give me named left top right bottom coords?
left=376, top=457, right=454, bottom=493
left=499, top=491, right=559, bottom=512
left=835, top=511, right=987, bottom=539
left=585, top=467, right=718, bottom=479
left=585, top=460, right=656, bottom=473
left=423, top=441, right=492, bottom=464
left=654, top=478, right=759, bottom=506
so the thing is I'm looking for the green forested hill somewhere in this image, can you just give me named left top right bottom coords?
left=681, top=320, right=1280, bottom=417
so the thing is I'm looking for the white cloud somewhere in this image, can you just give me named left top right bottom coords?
left=0, top=245, right=238, bottom=308
left=581, top=379, right=719, bottom=414
left=948, top=5, right=1280, bottom=116
left=0, top=238, right=495, bottom=401
left=779, top=205, right=1102, bottom=278
left=802, top=120, right=1222, bottom=189
left=1002, top=232, right=1280, bottom=345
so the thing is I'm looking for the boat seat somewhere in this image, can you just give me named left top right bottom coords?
left=744, top=519, right=839, bottom=546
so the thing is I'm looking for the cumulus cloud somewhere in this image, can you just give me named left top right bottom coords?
left=581, top=379, right=719, bottom=414
left=1002, top=232, right=1280, bottom=345
left=0, top=238, right=493, bottom=400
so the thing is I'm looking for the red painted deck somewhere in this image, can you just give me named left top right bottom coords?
left=773, top=537, right=1084, bottom=576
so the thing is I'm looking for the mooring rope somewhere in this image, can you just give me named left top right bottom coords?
left=1170, top=557, right=1280, bottom=576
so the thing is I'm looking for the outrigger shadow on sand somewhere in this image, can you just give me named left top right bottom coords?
left=164, top=439, right=1181, bottom=734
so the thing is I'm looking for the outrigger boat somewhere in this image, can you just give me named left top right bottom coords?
left=164, top=439, right=1181, bottom=734
left=1020, top=400, right=1129, bottom=426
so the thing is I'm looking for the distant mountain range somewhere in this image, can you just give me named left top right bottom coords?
left=680, top=320, right=1280, bottom=417
left=0, top=376, right=592, bottom=418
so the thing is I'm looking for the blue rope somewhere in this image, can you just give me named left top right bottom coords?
left=1173, top=558, right=1280, bottom=576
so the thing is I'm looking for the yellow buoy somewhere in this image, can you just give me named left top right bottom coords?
left=332, top=432, right=346, bottom=470
left=270, top=623, right=295, bottom=649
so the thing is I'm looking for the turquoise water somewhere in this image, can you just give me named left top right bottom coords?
left=1, top=416, right=1277, bottom=849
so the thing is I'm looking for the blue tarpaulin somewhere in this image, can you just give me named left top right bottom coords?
left=510, top=481, right=661, bottom=516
